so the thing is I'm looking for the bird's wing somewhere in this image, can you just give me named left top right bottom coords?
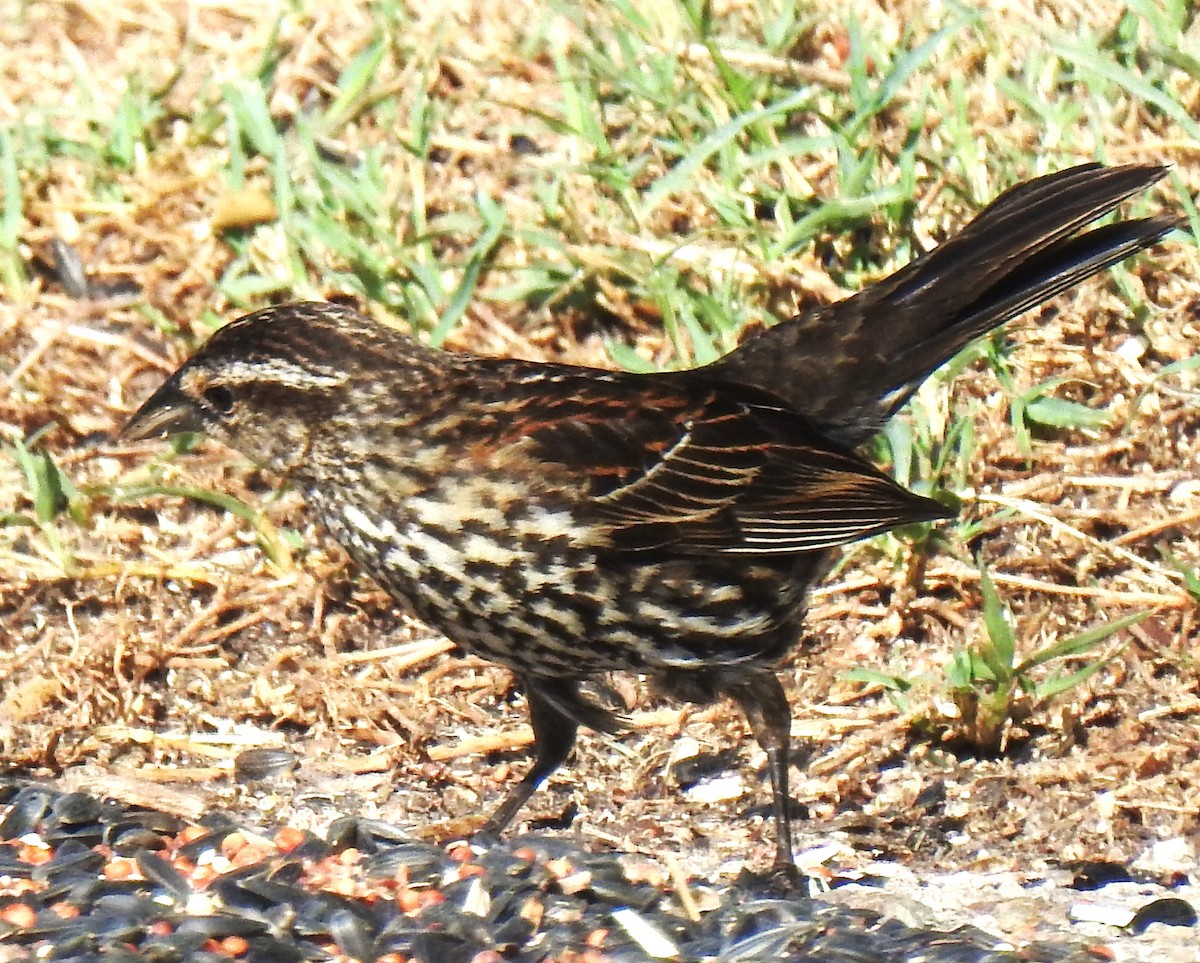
left=508, top=371, right=950, bottom=556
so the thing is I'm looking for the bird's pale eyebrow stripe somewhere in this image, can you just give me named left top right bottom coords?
left=216, top=358, right=349, bottom=390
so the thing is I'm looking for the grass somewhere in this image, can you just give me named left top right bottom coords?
left=1, top=0, right=1199, bottom=882
left=849, top=559, right=1149, bottom=752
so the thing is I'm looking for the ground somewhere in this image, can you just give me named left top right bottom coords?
left=2, top=0, right=1200, bottom=952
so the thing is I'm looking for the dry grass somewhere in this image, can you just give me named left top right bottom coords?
left=2, top=0, right=1200, bottom=881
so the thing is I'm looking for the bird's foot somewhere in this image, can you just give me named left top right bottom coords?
left=734, top=861, right=811, bottom=899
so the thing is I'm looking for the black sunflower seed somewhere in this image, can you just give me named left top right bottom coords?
left=234, top=749, right=299, bottom=782
left=136, top=851, right=192, bottom=902
left=0, top=788, right=51, bottom=839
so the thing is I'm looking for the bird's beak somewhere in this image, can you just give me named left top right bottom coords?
left=117, top=379, right=207, bottom=442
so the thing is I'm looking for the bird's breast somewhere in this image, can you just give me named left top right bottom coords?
left=305, top=461, right=817, bottom=676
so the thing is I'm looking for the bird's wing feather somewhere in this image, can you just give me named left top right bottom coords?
left=511, top=372, right=950, bottom=556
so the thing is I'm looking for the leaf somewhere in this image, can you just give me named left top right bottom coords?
left=12, top=442, right=73, bottom=524
left=114, top=484, right=292, bottom=568
left=844, top=667, right=912, bottom=692
left=1016, top=611, right=1147, bottom=673
left=977, top=560, right=1016, bottom=677
left=427, top=191, right=507, bottom=347
left=325, top=37, right=388, bottom=131
left=1053, top=40, right=1200, bottom=144
left=1023, top=395, right=1112, bottom=430
left=642, top=87, right=816, bottom=212
left=224, top=80, right=281, bottom=158
left=0, top=129, right=20, bottom=249
left=1035, top=659, right=1113, bottom=700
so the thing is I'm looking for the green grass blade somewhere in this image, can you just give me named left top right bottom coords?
left=977, top=559, right=1016, bottom=677
left=643, top=87, right=816, bottom=213
left=1016, top=611, right=1148, bottom=674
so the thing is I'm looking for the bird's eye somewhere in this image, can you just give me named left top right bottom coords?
left=203, top=385, right=235, bottom=415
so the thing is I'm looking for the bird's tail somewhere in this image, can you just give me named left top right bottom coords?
left=708, top=164, right=1181, bottom=447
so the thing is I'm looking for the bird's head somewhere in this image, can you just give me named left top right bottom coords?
left=119, top=301, right=409, bottom=474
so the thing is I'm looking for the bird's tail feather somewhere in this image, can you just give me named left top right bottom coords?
left=708, top=164, right=1180, bottom=447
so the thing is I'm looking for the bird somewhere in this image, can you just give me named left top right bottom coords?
left=119, top=163, right=1178, bottom=875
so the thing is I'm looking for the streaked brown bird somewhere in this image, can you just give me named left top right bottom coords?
left=121, top=164, right=1178, bottom=873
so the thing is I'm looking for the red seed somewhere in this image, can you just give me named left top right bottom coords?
left=104, top=858, right=136, bottom=880
left=417, top=890, right=445, bottom=908
left=178, top=825, right=208, bottom=845
left=0, top=903, right=35, bottom=927
left=446, top=841, right=473, bottom=863
left=275, top=826, right=306, bottom=852
left=220, top=831, right=247, bottom=858
left=19, top=844, right=51, bottom=866
left=49, top=902, right=80, bottom=920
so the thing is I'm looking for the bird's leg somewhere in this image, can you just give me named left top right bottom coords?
left=480, top=680, right=579, bottom=836
left=724, top=669, right=802, bottom=880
